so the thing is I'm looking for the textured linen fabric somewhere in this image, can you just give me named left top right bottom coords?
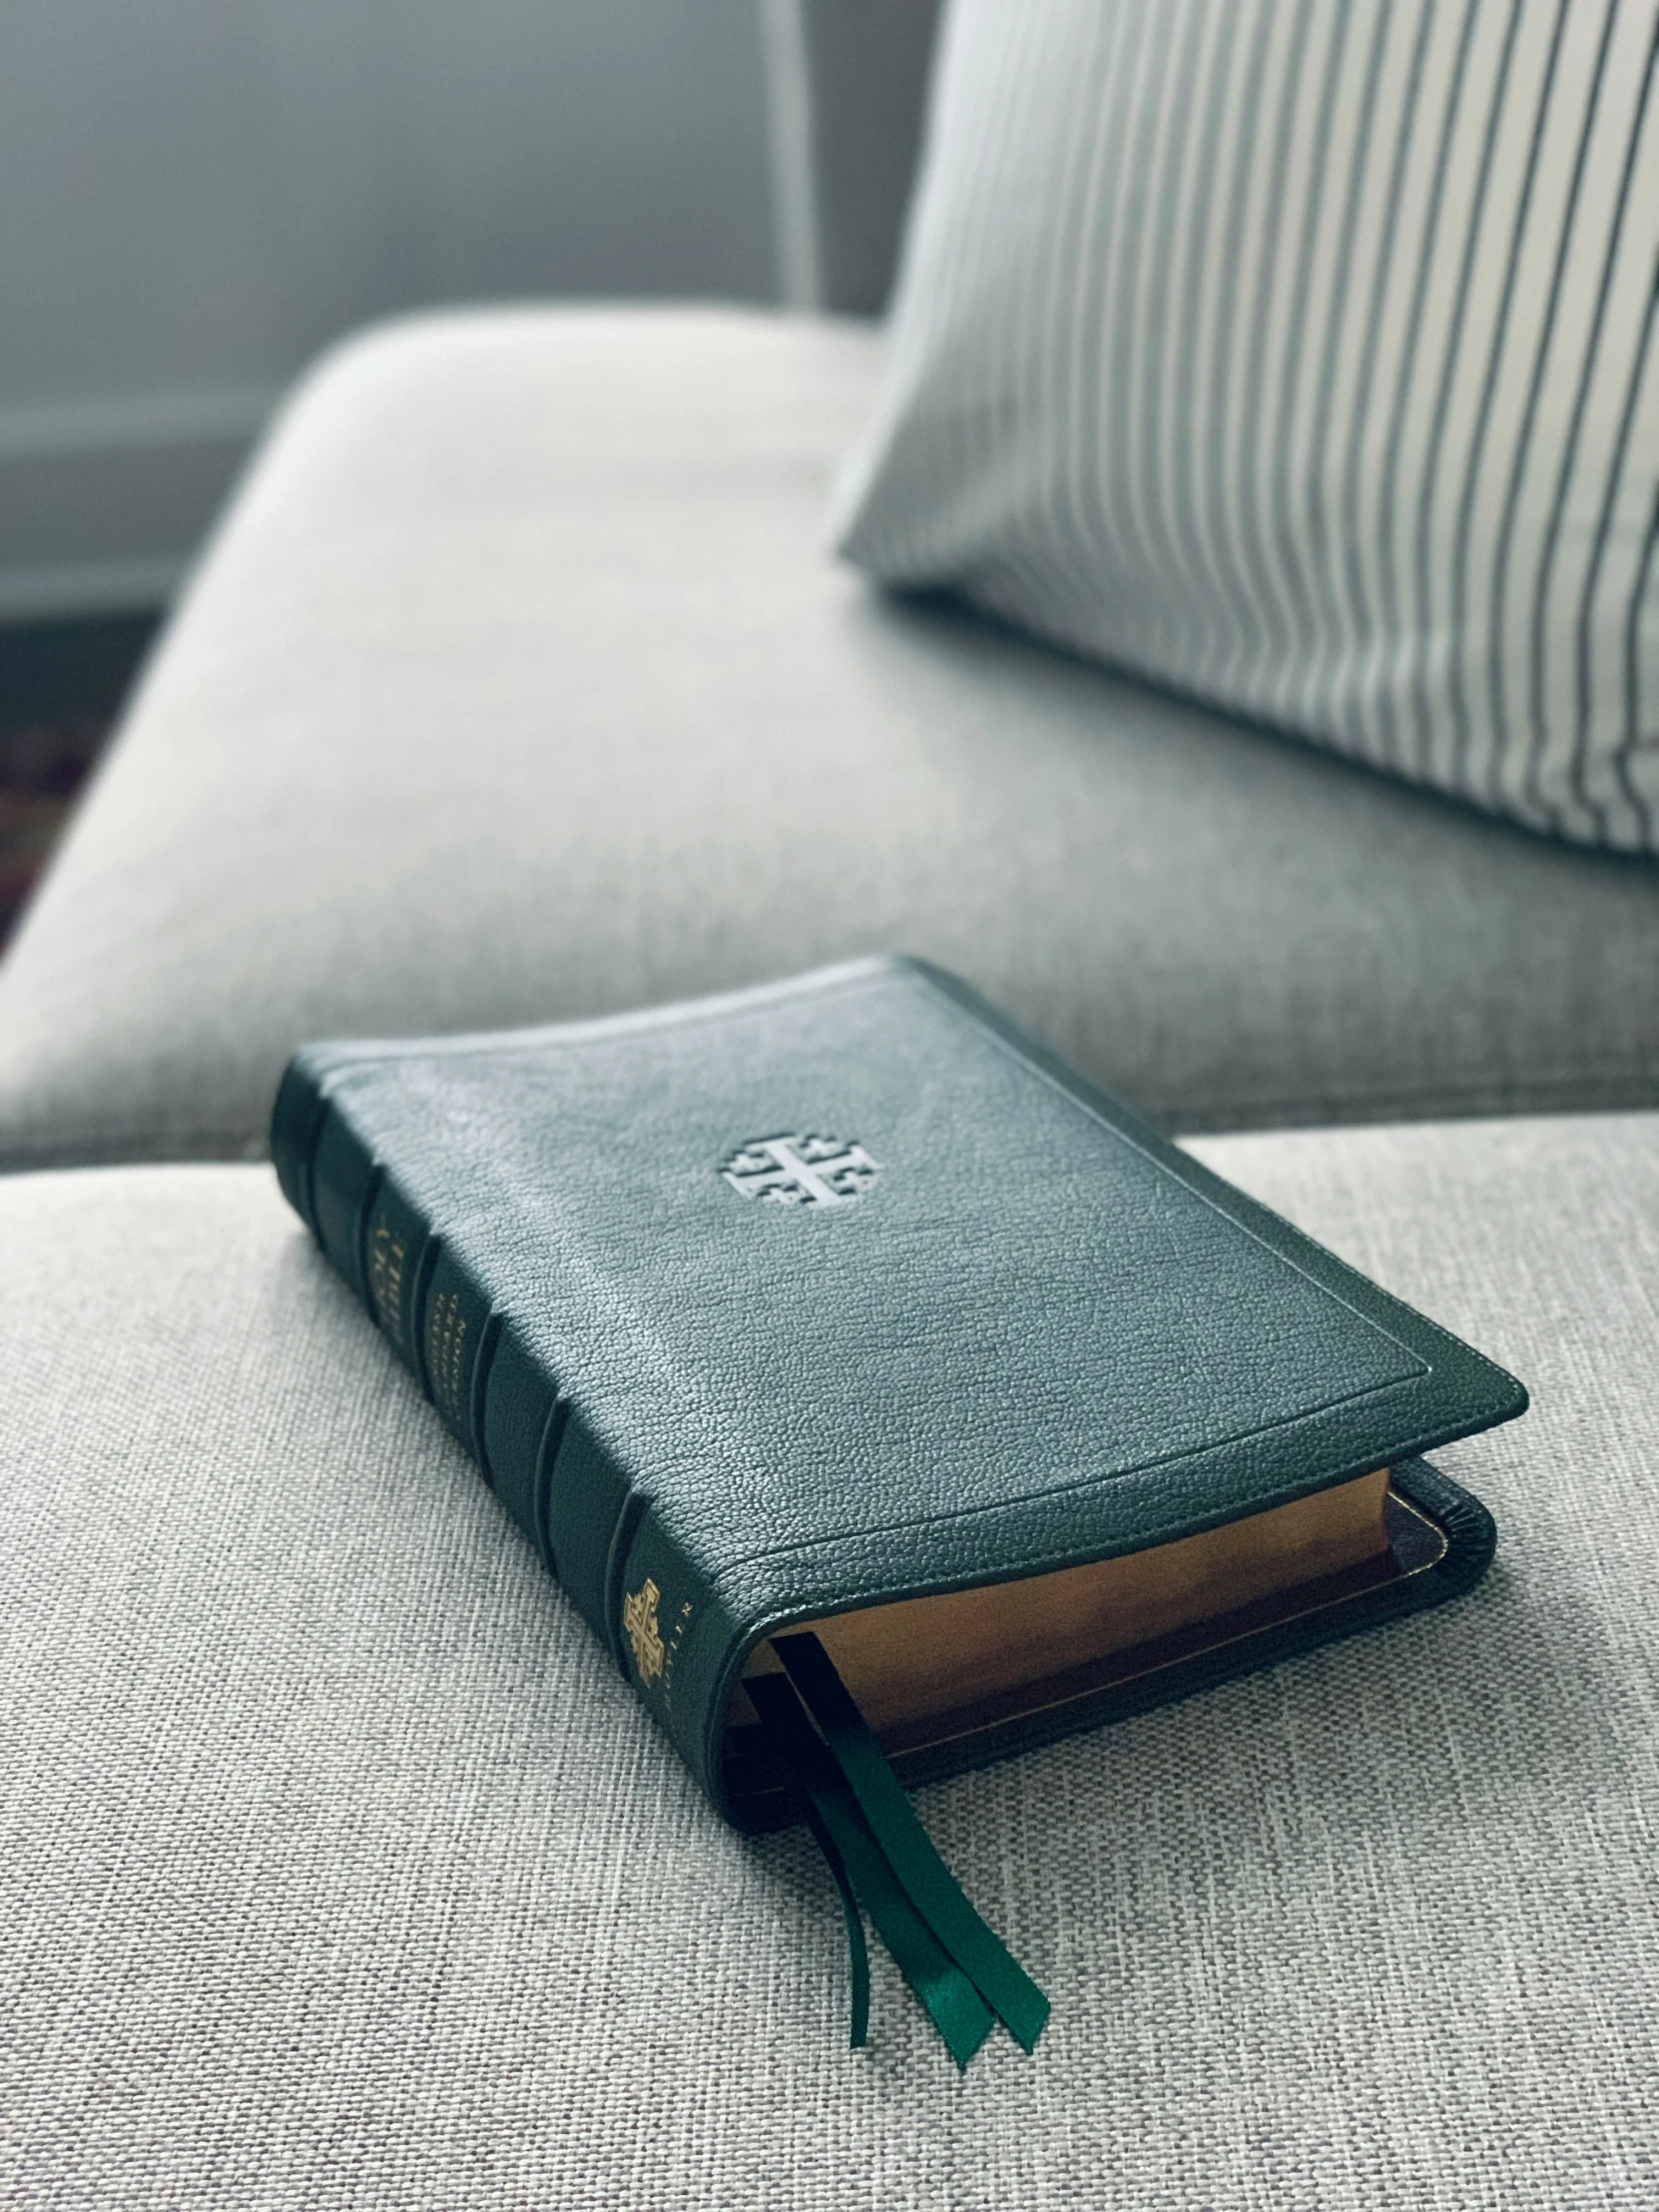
left=839, top=0, right=1659, bottom=850
left=0, top=306, right=1655, bottom=1173
left=2, top=1124, right=1657, bottom=2209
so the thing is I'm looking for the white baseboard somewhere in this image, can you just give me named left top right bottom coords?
left=0, top=558, right=188, bottom=623
left=0, top=387, right=277, bottom=621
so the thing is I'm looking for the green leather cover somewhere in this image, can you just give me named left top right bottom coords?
left=272, top=957, right=1525, bottom=1821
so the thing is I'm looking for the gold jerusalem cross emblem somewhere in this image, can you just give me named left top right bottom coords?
left=720, top=1133, right=880, bottom=1209
left=622, top=1577, right=666, bottom=1683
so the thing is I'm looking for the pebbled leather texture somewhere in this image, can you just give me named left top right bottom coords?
left=275, top=958, right=1526, bottom=1811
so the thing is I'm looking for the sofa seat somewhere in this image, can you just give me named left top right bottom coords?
left=0, top=307, right=1654, bottom=1173
left=3, top=1115, right=1654, bottom=2208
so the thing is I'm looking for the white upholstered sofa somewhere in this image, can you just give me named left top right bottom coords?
left=3, top=23, right=1656, bottom=2212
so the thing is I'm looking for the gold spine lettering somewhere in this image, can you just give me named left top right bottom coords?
left=367, top=1221, right=406, bottom=1344
left=426, top=1290, right=469, bottom=1423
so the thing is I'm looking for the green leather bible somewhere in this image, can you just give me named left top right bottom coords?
left=272, top=958, right=1526, bottom=2064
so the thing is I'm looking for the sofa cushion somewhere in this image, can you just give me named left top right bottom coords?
left=0, top=306, right=1654, bottom=1171
left=2, top=1118, right=1654, bottom=2207
left=838, top=0, right=1659, bottom=851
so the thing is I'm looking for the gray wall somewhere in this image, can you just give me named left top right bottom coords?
left=0, top=0, right=780, bottom=619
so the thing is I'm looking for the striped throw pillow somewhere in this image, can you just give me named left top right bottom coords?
left=837, top=0, right=1659, bottom=852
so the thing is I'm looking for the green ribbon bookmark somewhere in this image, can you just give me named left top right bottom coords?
left=773, top=1632, right=1051, bottom=2057
left=795, top=1786, right=871, bottom=2049
left=747, top=1669, right=994, bottom=2068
